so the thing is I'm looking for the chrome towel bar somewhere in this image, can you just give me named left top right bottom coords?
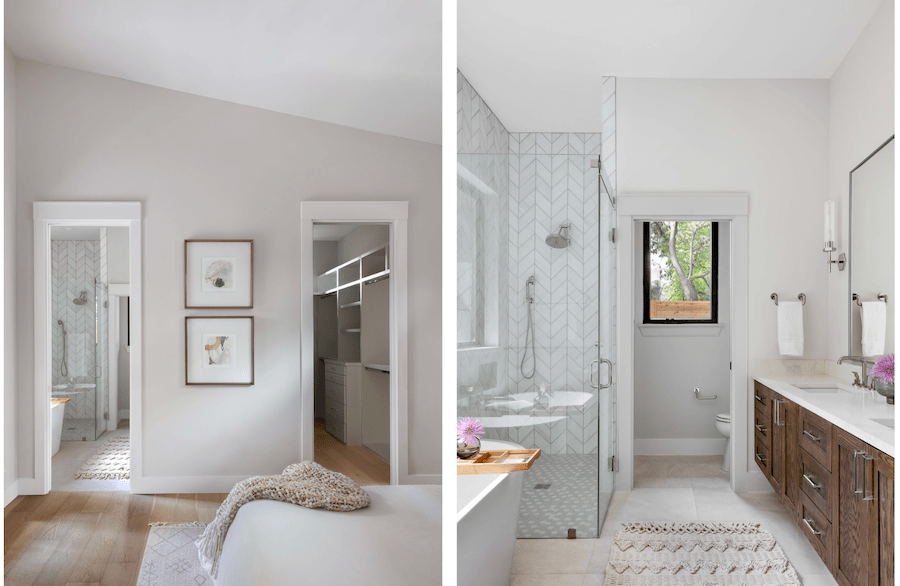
left=852, top=293, right=888, bottom=306
left=771, top=292, right=806, bottom=306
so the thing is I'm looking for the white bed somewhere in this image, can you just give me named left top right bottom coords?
left=215, top=485, right=441, bottom=586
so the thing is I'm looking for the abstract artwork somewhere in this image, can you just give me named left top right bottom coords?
left=202, top=334, right=235, bottom=366
left=201, top=258, right=236, bottom=291
left=185, top=240, right=253, bottom=308
left=186, top=317, right=254, bottom=385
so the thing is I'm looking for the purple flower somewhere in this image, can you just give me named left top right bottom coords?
left=457, top=417, right=485, bottom=445
left=871, top=354, right=894, bottom=384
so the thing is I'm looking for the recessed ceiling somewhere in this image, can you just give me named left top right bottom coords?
left=6, top=0, right=441, bottom=144
left=459, top=0, right=884, bottom=132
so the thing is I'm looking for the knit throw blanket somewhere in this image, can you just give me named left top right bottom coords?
left=196, top=461, right=371, bottom=580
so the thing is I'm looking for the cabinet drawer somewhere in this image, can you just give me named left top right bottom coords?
left=753, top=382, right=771, bottom=418
left=800, top=448, right=834, bottom=522
left=753, top=409, right=770, bottom=445
left=325, top=416, right=346, bottom=443
left=325, top=398, right=345, bottom=425
left=799, top=408, right=833, bottom=472
left=799, top=492, right=832, bottom=568
left=324, top=362, right=345, bottom=375
left=325, top=383, right=345, bottom=405
left=754, top=435, right=770, bottom=476
left=324, top=371, right=345, bottom=385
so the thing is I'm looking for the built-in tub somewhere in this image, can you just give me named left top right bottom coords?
left=51, top=400, right=66, bottom=456
left=457, top=439, right=524, bottom=586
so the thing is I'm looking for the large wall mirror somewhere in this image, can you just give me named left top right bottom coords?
left=849, top=135, right=894, bottom=358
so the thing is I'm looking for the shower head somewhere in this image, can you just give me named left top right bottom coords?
left=545, top=222, right=570, bottom=249
left=73, top=291, right=89, bottom=306
left=57, top=320, right=66, bottom=335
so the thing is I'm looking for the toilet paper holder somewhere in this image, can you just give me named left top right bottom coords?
left=694, top=388, right=717, bottom=400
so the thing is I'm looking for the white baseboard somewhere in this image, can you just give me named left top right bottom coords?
left=404, top=473, right=441, bottom=485
left=634, top=438, right=726, bottom=456
left=15, top=477, right=46, bottom=496
left=4, top=480, right=19, bottom=507
left=119, top=410, right=130, bottom=419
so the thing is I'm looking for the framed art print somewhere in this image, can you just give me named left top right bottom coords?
left=185, top=240, right=253, bottom=308
left=185, top=316, right=254, bottom=385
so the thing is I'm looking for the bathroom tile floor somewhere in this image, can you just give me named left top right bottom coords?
left=51, top=420, right=130, bottom=492
left=510, top=455, right=838, bottom=586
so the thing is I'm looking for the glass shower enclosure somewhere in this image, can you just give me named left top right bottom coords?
left=457, top=131, right=617, bottom=539
left=51, top=233, right=110, bottom=442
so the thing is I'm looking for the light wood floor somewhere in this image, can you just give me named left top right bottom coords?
left=4, top=492, right=227, bottom=586
left=314, top=418, right=390, bottom=486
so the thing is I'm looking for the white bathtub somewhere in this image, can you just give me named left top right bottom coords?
left=457, top=439, right=525, bottom=586
left=51, top=401, right=66, bottom=456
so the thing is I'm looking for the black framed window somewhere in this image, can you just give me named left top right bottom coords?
left=643, top=221, right=718, bottom=324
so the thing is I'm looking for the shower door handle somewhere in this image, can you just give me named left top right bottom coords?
left=599, top=359, right=613, bottom=389
left=589, top=359, right=599, bottom=389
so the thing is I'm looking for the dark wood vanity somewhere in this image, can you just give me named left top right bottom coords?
left=754, top=381, right=894, bottom=586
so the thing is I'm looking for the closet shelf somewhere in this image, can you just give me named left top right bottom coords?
left=340, top=301, right=362, bottom=309
left=363, top=363, right=390, bottom=373
left=344, top=328, right=361, bottom=333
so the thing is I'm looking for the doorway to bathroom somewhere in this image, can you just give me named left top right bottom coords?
left=30, top=201, right=143, bottom=496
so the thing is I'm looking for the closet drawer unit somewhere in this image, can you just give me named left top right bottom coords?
left=799, top=492, right=832, bottom=568
left=753, top=409, right=770, bottom=445
left=325, top=398, right=345, bottom=427
left=754, top=435, right=770, bottom=476
left=324, top=362, right=345, bottom=376
left=799, top=448, right=834, bottom=521
left=325, top=381, right=345, bottom=405
left=325, top=415, right=345, bottom=443
left=799, top=408, right=833, bottom=472
left=324, top=371, right=345, bottom=385
left=753, top=382, right=771, bottom=418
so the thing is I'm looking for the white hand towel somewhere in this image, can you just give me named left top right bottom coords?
left=860, top=301, right=887, bottom=357
left=777, top=301, right=804, bottom=357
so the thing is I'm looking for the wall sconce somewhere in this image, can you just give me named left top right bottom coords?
left=824, top=200, right=846, bottom=272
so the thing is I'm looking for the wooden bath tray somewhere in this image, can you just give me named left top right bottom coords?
left=456, top=448, right=541, bottom=475
left=50, top=398, right=71, bottom=406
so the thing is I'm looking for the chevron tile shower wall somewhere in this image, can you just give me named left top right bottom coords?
left=458, top=71, right=618, bottom=539
left=52, top=236, right=109, bottom=441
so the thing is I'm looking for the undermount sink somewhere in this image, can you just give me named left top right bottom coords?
left=870, top=418, right=895, bottom=430
left=792, top=384, right=843, bottom=394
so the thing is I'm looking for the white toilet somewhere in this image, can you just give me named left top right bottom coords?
left=715, top=412, right=731, bottom=472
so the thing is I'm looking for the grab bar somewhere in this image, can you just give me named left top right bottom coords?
left=694, top=388, right=717, bottom=400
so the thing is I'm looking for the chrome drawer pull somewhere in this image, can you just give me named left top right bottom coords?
left=862, top=453, right=875, bottom=501
left=755, top=452, right=767, bottom=463
left=802, top=430, right=822, bottom=442
left=802, top=474, right=822, bottom=490
left=802, top=517, right=822, bottom=536
left=755, top=394, right=764, bottom=403
left=853, top=450, right=865, bottom=494
left=755, top=424, right=767, bottom=433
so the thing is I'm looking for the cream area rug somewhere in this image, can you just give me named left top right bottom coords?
left=604, top=523, right=802, bottom=585
left=136, top=523, right=211, bottom=586
left=74, top=435, right=130, bottom=480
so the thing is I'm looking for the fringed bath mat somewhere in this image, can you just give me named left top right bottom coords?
left=603, top=522, right=802, bottom=585
left=136, top=523, right=210, bottom=586
left=74, top=435, right=130, bottom=480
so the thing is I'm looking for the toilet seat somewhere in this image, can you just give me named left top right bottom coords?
left=716, top=412, right=730, bottom=422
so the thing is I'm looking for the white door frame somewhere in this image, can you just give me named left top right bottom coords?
left=29, top=202, right=142, bottom=495
left=299, top=201, right=409, bottom=485
left=616, top=194, right=762, bottom=492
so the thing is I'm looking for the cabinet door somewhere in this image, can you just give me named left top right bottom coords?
left=868, top=450, right=893, bottom=586
left=835, top=429, right=871, bottom=586
left=770, top=396, right=785, bottom=493
left=780, top=398, right=799, bottom=511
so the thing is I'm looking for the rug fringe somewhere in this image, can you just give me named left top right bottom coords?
left=149, top=521, right=207, bottom=528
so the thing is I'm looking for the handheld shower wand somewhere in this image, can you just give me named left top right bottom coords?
left=520, top=276, right=536, bottom=379
left=57, top=320, right=68, bottom=377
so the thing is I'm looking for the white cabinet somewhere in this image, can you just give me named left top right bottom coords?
left=322, top=359, right=361, bottom=445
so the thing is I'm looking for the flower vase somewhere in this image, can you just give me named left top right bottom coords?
left=457, top=437, right=481, bottom=459
left=874, top=379, right=894, bottom=404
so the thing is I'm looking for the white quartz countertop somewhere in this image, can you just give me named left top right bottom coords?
left=754, top=373, right=895, bottom=457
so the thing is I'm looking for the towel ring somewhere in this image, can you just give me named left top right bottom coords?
left=771, top=293, right=806, bottom=306
left=853, top=293, right=888, bottom=307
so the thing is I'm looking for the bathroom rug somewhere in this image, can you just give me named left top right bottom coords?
left=136, top=523, right=210, bottom=585
left=74, top=435, right=130, bottom=479
left=604, top=522, right=801, bottom=585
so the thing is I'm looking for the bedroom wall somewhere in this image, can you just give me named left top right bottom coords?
left=826, top=0, right=894, bottom=361
left=4, top=44, right=18, bottom=499
left=14, top=59, right=441, bottom=485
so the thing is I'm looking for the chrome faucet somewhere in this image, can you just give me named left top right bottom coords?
left=837, top=356, right=876, bottom=389
left=535, top=383, right=553, bottom=409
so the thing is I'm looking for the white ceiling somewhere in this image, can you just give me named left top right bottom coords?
left=458, top=0, right=884, bottom=132
left=312, top=223, right=361, bottom=241
left=6, top=0, right=441, bottom=144
left=51, top=226, right=103, bottom=241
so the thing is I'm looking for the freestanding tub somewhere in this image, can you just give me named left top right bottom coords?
left=457, top=439, right=525, bottom=586
left=51, top=401, right=66, bottom=456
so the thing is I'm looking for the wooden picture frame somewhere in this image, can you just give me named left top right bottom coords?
left=184, top=239, right=253, bottom=309
left=185, top=316, right=254, bottom=385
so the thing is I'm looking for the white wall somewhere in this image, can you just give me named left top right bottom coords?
left=827, top=0, right=895, bottom=360
left=14, top=59, right=441, bottom=483
left=4, top=45, right=18, bottom=495
left=618, top=78, right=830, bottom=364
left=633, top=222, right=730, bottom=454
left=312, top=240, right=338, bottom=277
left=337, top=224, right=389, bottom=263
left=107, top=226, right=129, bottom=284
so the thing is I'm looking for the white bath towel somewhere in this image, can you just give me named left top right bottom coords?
left=777, top=301, right=804, bottom=357
left=860, top=301, right=887, bottom=357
